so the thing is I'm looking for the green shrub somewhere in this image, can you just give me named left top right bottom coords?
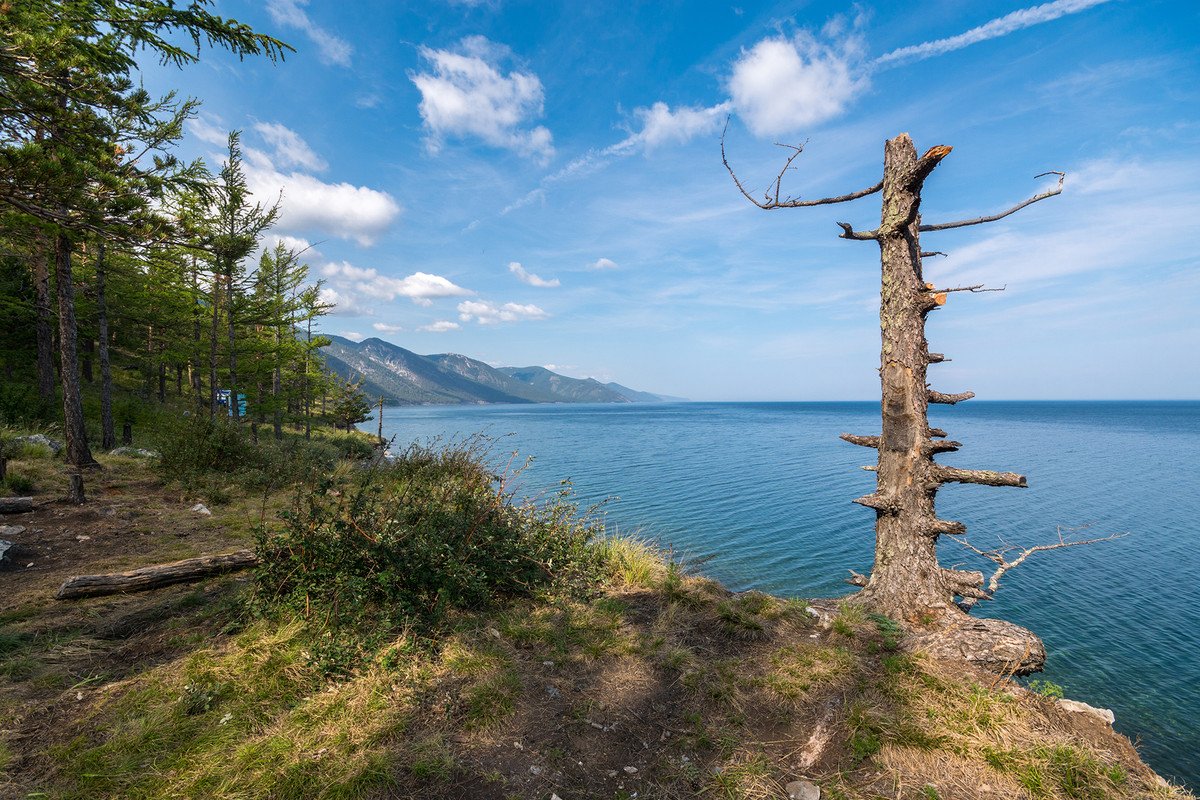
left=158, top=414, right=257, bottom=483
left=2, top=473, right=34, bottom=494
left=253, top=440, right=605, bottom=672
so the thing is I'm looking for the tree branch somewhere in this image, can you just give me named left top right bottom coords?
left=954, top=525, right=1126, bottom=609
left=929, top=389, right=975, bottom=404
left=721, top=118, right=883, bottom=211
left=928, top=284, right=1005, bottom=294
left=840, top=433, right=880, bottom=448
left=932, top=465, right=1027, bottom=488
left=920, top=171, right=1064, bottom=232
left=836, top=221, right=880, bottom=240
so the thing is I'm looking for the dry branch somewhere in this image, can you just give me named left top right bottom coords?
left=954, top=525, right=1125, bottom=609
left=720, top=119, right=883, bottom=211
left=839, top=433, right=880, bottom=448
left=932, top=465, right=1027, bottom=488
left=56, top=549, right=258, bottom=599
left=920, top=171, right=1065, bottom=232
left=928, top=389, right=975, bottom=404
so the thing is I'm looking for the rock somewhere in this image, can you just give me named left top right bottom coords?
left=551, top=794, right=563, bottom=800
left=529, top=765, right=542, bottom=776
left=110, top=446, right=159, bottom=458
left=1056, top=698, right=1115, bottom=725
left=545, top=684, right=560, bottom=698
left=0, top=539, right=11, bottom=562
left=785, top=779, right=821, bottom=800
left=14, top=434, right=63, bottom=455
left=190, top=503, right=212, bottom=516
left=0, top=524, right=26, bottom=537
left=623, top=766, right=638, bottom=774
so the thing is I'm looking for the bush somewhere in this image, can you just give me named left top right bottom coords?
left=253, top=439, right=606, bottom=670
left=158, top=415, right=258, bottom=484
left=156, top=415, right=357, bottom=497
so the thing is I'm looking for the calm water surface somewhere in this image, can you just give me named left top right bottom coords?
left=367, top=400, right=1200, bottom=787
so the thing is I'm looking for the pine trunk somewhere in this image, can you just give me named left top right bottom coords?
left=226, top=270, right=239, bottom=421
left=54, top=233, right=95, bottom=471
left=209, top=271, right=220, bottom=417
left=33, top=234, right=56, bottom=401
left=96, top=244, right=115, bottom=450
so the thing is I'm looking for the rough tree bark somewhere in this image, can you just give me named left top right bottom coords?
left=54, top=232, right=97, bottom=475
left=725, top=130, right=1063, bottom=674
left=32, top=232, right=56, bottom=402
left=96, top=243, right=116, bottom=450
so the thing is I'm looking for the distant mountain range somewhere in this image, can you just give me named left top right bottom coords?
left=320, top=335, right=681, bottom=406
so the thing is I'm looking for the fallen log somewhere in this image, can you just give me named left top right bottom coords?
left=0, top=496, right=33, bottom=514
left=55, top=549, right=259, bottom=600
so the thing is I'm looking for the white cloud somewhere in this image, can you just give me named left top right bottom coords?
left=265, top=0, right=353, bottom=67
left=876, top=0, right=1113, bottom=66
left=320, top=262, right=473, bottom=306
left=372, top=322, right=404, bottom=334
left=589, top=257, right=619, bottom=270
left=420, top=320, right=462, bottom=332
left=411, top=36, right=554, bottom=161
left=457, top=300, right=549, bottom=325
left=728, top=24, right=867, bottom=137
left=264, top=233, right=315, bottom=255
left=632, top=101, right=731, bottom=150
left=245, top=162, right=401, bottom=246
left=318, top=287, right=372, bottom=316
left=508, top=261, right=560, bottom=288
left=355, top=94, right=381, bottom=109
left=187, top=116, right=228, bottom=146
left=339, top=330, right=365, bottom=342
left=252, top=122, right=327, bottom=172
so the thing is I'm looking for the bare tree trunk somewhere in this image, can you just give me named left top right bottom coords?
left=32, top=234, right=56, bottom=401
left=54, top=232, right=95, bottom=471
left=96, top=243, right=115, bottom=450
left=226, top=269, right=239, bottom=421
left=303, top=315, right=312, bottom=440
left=851, top=135, right=950, bottom=619
left=209, top=271, right=220, bottom=417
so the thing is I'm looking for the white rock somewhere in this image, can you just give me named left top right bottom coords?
left=1056, top=698, right=1115, bottom=725
left=190, top=503, right=212, bottom=516
left=529, top=765, right=542, bottom=775
left=785, top=779, right=821, bottom=800
left=623, top=765, right=638, bottom=774
left=0, top=525, right=26, bottom=537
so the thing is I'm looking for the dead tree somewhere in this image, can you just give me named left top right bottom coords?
left=725, top=129, right=1064, bottom=672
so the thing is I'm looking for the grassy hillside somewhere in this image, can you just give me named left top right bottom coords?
left=0, top=424, right=1191, bottom=800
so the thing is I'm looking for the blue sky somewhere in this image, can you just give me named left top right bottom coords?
left=145, top=0, right=1198, bottom=400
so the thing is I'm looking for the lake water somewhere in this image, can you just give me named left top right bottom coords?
left=368, top=401, right=1200, bottom=787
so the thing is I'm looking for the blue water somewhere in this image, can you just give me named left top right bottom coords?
left=367, top=401, right=1200, bottom=787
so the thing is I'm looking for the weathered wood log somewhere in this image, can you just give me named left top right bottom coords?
left=924, top=439, right=962, bottom=454
left=0, top=497, right=33, bottom=514
left=55, top=549, right=258, bottom=600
